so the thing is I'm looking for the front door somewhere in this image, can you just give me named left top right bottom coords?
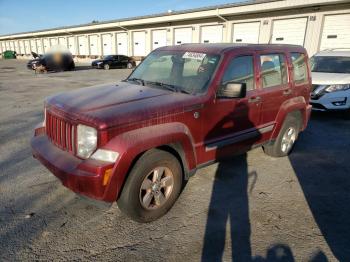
left=201, top=53, right=263, bottom=163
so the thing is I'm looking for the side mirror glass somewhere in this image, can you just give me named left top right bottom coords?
left=218, top=82, right=247, bottom=98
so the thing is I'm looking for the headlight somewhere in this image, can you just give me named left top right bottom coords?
left=97, top=61, right=103, bottom=64
left=77, top=124, right=97, bottom=158
left=90, top=149, right=119, bottom=163
left=325, top=84, right=350, bottom=93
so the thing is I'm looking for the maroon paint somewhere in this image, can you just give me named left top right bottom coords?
left=31, top=44, right=312, bottom=202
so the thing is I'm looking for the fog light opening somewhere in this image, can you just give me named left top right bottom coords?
left=332, top=98, right=347, bottom=106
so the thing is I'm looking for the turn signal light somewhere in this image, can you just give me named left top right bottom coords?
left=103, top=168, right=113, bottom=186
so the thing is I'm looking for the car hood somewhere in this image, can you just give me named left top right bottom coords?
left=312, top=72, right=350, bottom=85
left=46, top=82, right=197, bottom=129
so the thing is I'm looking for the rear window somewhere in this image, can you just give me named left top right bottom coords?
left=291, top=53, right=308, bottom=85
left=260, top=54, right=288, bottom=88
left=310, top=56, right=350, bottom=74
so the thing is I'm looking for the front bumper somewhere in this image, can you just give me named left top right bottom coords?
left=310, top=92, right=350, bottom=111
left=31, top=134, right=114, bottom=202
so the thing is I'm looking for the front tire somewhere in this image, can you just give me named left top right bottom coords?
left=104, top=63, right=110, bottom=70
left=263, top=114, right=301, bottom=157
left=127, top=62, right=133, bottom=69
left=117, top=149, right=183, bottom=222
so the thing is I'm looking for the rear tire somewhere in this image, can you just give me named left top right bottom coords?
left=117, top=149, right=183, bottom=223
left=263, top=114, right=301, bottom=157
left=104, top=63, right=110, bottom=70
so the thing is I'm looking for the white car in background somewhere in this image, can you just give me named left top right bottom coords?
left=310, top=49, right=350, bottom=116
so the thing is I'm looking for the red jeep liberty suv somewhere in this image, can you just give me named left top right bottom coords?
left=31, top=44, right=312, bottom=222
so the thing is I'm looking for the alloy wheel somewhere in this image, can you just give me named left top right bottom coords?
left=139, top=167, right=174, bottom=210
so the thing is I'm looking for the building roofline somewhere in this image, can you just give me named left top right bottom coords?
left=0, top=0, right=281, bottom=38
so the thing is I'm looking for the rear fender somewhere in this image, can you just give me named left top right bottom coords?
left=101, top=123, right=197, bottom=201
left=271, top=96, right=310, bottom=139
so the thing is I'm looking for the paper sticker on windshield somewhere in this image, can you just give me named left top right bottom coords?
left=182, top=52, right=206, bottom=61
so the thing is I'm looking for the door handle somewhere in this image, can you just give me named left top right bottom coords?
left=248, top=96, right=261, bottom=103
left=283, top=89, right=292, bottom=95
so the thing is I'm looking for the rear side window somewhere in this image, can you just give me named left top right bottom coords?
left=291, top=53, right=308, bottom=85
left=260, top=54, right=288, bottom=88
left=222, top=56, right=255, bottom=91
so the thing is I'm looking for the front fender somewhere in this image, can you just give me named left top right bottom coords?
left=101, top=123, right=197, bottom=202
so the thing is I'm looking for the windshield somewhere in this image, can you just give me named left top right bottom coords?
left=127, top=50, right=221, bottom=95
left=310, top=56, right=350, bottom=74
left=103, top=55, right=114, bottom=60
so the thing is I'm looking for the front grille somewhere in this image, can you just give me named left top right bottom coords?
left=46, top=111, right=76, bottom=153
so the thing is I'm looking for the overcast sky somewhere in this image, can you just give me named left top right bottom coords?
left=0, top=0, right=240, bottom=35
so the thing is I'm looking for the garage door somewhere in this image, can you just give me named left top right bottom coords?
left=67, top=36, right=76, bottom=55
left=320, top=14, right=350, bottom=50
left=89, top=35, right=99, bottom=55
left=232, top=22, right=260, bottom=43
left=19, top=41, right=25, bottom=54
left=58, top=37, right=66, bottom=48
left=10, top=41, right=15, bottom=51
left=43, top=39, right=50, bottom=53
left=30, top=40, right=36, bottom=53
left=133, top=31, right=146, bottom=56
left=272, top=17, right=307, bottom=46
left=116, top=32, right=128, bottom=55
left=36, top=39, right=43, bottom=54
left=174, top=27, right=192, bottom=45
left=24, top=40, right=31, bottom=54
left=50, top=38, right=58, bottom=47
left=201, top=25, right=223, bottom=43
left=78, top=36, right=88, bottom=55
left=14, top=41, right=20, bottom=53
left=1, top=42, right=5, bottom=52
left=152, top=29, right=167, bottom=50
left=102, top=34, right=113, bottom=55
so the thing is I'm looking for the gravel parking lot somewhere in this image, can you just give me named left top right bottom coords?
left=1, top=59, right=349, bottom=261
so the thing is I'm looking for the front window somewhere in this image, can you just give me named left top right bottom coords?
left=310, top=56, right=350, bottom=74
left=127, top=50, right=221, bottom=95
left=221, top=55, right=255, bottom=91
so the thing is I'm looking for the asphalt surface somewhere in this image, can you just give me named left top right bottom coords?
left=0, top=59, right=349, bottom=261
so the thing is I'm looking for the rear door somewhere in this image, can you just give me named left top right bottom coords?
left=257, top=52, right=292, bottom=126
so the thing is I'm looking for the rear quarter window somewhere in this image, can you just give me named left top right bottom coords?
left=291, top=53, right=308, bottom=85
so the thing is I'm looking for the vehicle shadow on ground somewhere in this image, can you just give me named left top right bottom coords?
left=201, top=106, right=331, bottom=261
left=289, top=111, right=350, bottom=261
left=201, top=102, right=260, bottom=261
left=74, top=65, right=94, bottom=71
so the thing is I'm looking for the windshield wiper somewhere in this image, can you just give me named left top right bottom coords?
left=127, top=77, right=145, bottom=86
left=145, top=81, right=179, bottom=92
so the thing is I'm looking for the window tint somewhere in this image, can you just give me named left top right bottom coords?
left=222, top=56, right=255, bottom=91
left=260, top=54, right=287, bottom=88
left=291, top=53, right=308, bottom=84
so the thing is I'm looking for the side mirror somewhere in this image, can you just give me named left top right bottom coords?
left=218, top=82, right=247, bottom=98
